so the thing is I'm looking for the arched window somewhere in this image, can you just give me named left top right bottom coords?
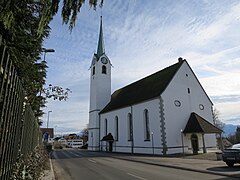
left=102, top=65, right=106, bottom=74
left=105, top=118, right=107, bottom=135
left=115, top=116, right=119, bottom=141
left=144, top=109, right=150, bottom=140
left=128, top=113, right=133, bottom=141
left=93, top=66, right=95, bottom=75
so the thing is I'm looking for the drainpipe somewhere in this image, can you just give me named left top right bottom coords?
left=99, top=113, right=101, bottom=151
left=131, top=105, right=134, bottom=154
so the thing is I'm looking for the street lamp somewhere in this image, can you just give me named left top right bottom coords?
left=42, top=48, right=55, bottom=62
left=181, top=129, right=185, bottom=156
left=151, top=132, right=154, bottom=155
left=47, top=110, right=52, bottom=129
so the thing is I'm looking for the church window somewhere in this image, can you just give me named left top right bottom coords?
left=105, top=118, right=107, bottom=135
left=128, top=113, right=133, bottom=141
left=115, top=116, right=119, bottom=141
left=93, top=66, right=95, bottom=75
left=144, top=109, right=150, bottom=141
left=199, top=104, right=204, bottom=110
left=174, top=100, right=181, bottom=107
left=102, top=65, right=107, bottom=74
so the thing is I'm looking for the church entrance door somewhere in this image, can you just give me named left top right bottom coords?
left=109, top=141, right=113, bottom=152
left=191, top=134, right=199, bottom=154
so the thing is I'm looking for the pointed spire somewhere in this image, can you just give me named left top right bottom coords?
left=97, top=16, right=105, bottom=58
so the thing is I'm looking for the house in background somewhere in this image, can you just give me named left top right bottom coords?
left=67, top=139, right=84, bottom=148
left=88, top=17, right=222, bottom=155
left=40, top=128, right=54, bottom=143
left=63, top=133, right=80, bottom=140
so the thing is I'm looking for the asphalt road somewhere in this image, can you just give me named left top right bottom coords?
left=51, top=149, right=236, bottom=180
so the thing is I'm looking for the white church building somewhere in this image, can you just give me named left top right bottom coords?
left=88, top=17, right=222, bottom=155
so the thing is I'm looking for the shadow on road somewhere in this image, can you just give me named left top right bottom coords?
left=207, top=165, right=240, bottom=172
left=207, top=165, right=240, bottom=179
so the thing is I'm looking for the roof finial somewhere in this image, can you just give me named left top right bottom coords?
left=97, top=16, right=105, bottom=58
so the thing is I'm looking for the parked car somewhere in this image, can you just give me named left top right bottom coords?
left=222, top=143, right=240, bottom=167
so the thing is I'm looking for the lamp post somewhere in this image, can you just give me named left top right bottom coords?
left=39, top=48, right=55, bottom=97
left=47, top=110, right=52, bottom=129
left=181, top=129, right=185, bottom=156
left=54, top=125, right=57, bottom=137
left=151, top=132, right=154, bottom=155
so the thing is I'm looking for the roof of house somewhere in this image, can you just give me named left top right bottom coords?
left=183, top=112, right=222, bottom=134
left=100, top=60, right=184, bottom=113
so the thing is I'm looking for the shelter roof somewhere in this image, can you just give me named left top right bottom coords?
left=183, top=112, right=222, bottom=134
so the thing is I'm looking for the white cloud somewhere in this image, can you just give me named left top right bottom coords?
left=215, top=102, right=240, bottom=125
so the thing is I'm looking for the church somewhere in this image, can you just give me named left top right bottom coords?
left=88, top=17, right=222, bottom=155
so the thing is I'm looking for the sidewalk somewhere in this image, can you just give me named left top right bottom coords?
left=39, top=152, right=55, bottom=180
left=111, top=152, right=240, bottom=178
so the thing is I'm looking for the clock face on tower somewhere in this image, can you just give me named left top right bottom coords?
left=101, top=57, right=108, bottom=64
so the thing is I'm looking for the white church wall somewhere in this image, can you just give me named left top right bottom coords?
left=89, top=112, right=99, bottom=128
left=131, top=99, right=162, bottom=154
left=204, top=134, right=218, bottom=149
left=100, top=107, right=132, bottom=153
left=88, top=129, right=100, bottom=151
left=100, top=98, right=163, bottom=154
left=162, top=61, right=217, bottom=154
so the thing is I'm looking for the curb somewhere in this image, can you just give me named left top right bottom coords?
left=112, top=156, right=240, bottom=179
left=49, top=151, right=55, bottom=180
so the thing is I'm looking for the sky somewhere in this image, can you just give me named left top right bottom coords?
left=41, top=0, right=240, bottom=135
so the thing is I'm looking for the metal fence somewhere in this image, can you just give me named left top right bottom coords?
left=0, top=35, right=41, bottom=179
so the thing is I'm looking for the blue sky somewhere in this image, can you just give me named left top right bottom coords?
left=41, top=0, right=240, bottom=135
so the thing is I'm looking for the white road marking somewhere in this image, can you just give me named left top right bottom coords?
left=88, top=159, right=97, bottom=163
left=52, top=151, right=60, bottom=159
left=127, top=173, right=147, bottom=180
left=68, top=150, right=81, bottom=157
left=61, top=150, right=73, bottom=158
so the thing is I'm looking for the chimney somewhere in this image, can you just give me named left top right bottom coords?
left=178, top=57, right=183, bottom=62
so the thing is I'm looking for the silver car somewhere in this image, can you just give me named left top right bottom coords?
left=222, top=143, right=240, bottom=167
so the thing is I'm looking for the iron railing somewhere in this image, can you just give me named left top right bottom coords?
left=0, top=35, right=41, bottom=179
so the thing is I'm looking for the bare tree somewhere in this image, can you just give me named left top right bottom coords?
left=213, top=107, right=225, bottom=131
left=80, top=124, right=89, bottom=144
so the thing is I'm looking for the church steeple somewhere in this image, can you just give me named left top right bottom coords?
left=89, top=16, right=111, bottom=151
left=96, top=16, right=105, bottom=58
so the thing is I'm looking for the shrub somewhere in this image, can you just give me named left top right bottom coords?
left=11, top=145, right=49, bottom=180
